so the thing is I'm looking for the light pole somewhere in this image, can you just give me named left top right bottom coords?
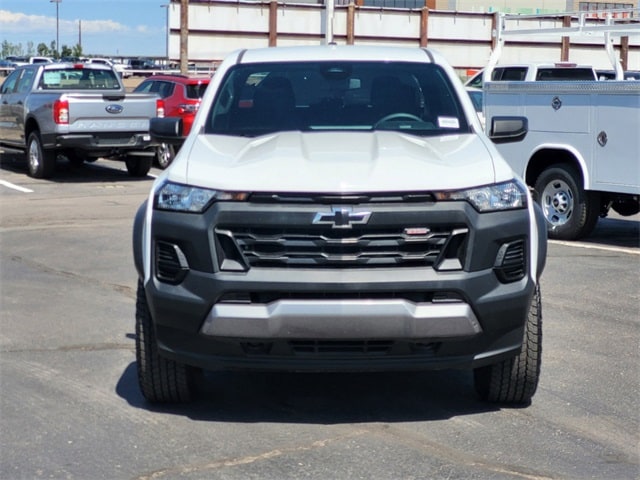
left=50, top=0, right=62, bottom=58
left=160, top=4, right=169, bottom=62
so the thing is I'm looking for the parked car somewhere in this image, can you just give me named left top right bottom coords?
left=84, top=58, right=131, bottom=78
left=27, top=56, right=54, bottom=65
left=0, top=58, right=13, bottom=76
left=5, top=55, right=29, bottom=67
left=128, top=58, right=158, bottom=71
left=596, top=69, right=640, bottom=80
left=465, top=62, right=597, bottom=87
left=133, top=74, right=210, bottom=168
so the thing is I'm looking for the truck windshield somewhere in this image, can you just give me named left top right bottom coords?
left=38, top=67, right=121, bottom=90
left=205, top=61, right=470, bottom=137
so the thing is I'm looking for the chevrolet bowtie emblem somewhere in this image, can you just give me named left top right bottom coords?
left=312, top=207, right=371, bottom=229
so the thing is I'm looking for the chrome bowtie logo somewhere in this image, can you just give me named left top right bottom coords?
left=312, top=207, right=371, bottom=229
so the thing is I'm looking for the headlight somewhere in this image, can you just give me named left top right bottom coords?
left=435, top=180, right=527, bottom=212
left=154, top=181, right=247, bottom=212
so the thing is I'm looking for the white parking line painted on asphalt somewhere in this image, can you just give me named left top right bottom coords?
left=0, top=179, right=33, bottom=193
left=550, top=240, right=640, bottom=255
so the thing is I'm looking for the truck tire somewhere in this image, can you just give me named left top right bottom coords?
left=156, top=143, right=175, bottom=169
left=534, top=164, right=600, bottom=240
left=474, top=284, right=542, bottom=405
left=125, top=156, right=152, bottom=177
left=26, top=131, right=55, bottom=179
left=611, top=200, right=640, bottom=217
left=135, top=280, right=194, bottom=403
left=64, top=150, right=85, bottom=167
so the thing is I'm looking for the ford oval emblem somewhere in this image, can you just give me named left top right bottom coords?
left=106, top=104, right=123, bottom=114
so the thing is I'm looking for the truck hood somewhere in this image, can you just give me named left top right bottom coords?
left=171, top=131, right=511, bottom=192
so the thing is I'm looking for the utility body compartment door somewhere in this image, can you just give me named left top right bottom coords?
left=591, top=90, right=640, bottom=191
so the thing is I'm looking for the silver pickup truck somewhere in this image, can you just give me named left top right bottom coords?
left=0, top=62, right=162, bottom=178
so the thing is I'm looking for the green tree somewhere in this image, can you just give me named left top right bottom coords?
left=1, top=40, right=11, bottom=58
left=60, top=45, right=73, bottom=58
left=26, top=41, right=35, bottom=56
left=72, top=44, right=83, bottom=58
left=1, top=40, right=23, bottom=57
left=37, top=43, right=50, bottom=56
left=50, top=41, right=57, bottom=59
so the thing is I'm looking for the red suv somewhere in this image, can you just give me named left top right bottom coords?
left=133, top=74, right=210, bottom=168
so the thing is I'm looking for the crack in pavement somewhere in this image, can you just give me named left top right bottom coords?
left=9, top=255, right=135, bottom=299
left=133, top=428, right=371, bottom=480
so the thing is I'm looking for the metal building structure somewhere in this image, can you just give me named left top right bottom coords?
left=163, top=1, right=640, bottom=73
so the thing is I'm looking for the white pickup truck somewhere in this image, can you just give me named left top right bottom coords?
left=484, top=80, right=640, bottom=239
left=133, top=45, right=548, bottom=405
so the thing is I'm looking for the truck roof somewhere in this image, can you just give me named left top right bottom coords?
left=12, top=62, right=114, bottom=74
left=231, top=45, right=440, bottom=65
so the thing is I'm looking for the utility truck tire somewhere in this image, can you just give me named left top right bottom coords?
left=534, top=164, right=599, bottom=240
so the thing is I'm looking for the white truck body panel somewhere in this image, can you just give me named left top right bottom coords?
left=484, top=81, right=640, bottom=196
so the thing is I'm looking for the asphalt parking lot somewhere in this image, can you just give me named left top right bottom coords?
left=1, top=153, right=639, bottom=479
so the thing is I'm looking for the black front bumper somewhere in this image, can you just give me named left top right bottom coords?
left=134, top=198, right=545, bottom=372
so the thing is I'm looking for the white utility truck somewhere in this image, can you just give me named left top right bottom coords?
left=484, top=81, right=639, bottom=240
left=483, top=10, right=640, bottom=239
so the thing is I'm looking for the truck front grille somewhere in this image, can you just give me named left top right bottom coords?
left=238, top=340, right=441, bottom=357
left=216, top=226, right=467, bottom=269
left=290, top=340, right=394, bottom=355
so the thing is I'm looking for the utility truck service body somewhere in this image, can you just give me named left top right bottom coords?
left=479, top=9, right=639, bottom=239
left=484, top=80, right=639, bottom=239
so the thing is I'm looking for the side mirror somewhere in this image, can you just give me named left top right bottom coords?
left=150, top=117, right=184, bottom=144
left=489, top=116, right=528, bottom=144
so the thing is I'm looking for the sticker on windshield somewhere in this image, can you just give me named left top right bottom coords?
left=43, top=72, right=62, bottom=85
left=438, top=117, right=459, bottom=129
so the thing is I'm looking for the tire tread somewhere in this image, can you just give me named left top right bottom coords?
left=474, top=285, right=542, bottom=405
left=135, top=280, right=193, bottom=403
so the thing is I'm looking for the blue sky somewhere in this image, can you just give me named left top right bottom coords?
left=0, top=0, right=167, bottom=57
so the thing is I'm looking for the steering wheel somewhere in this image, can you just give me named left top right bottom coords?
left=373, top=112, right=423, bottom=129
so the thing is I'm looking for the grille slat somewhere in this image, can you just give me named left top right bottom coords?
left=290, top=340, right=394, bottom=355
left=219, top=227, right=458, bottom=268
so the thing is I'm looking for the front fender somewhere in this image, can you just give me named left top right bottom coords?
left=533, top=201, right=547, bottom=280
left=132, top=200, right=148, bottom=279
